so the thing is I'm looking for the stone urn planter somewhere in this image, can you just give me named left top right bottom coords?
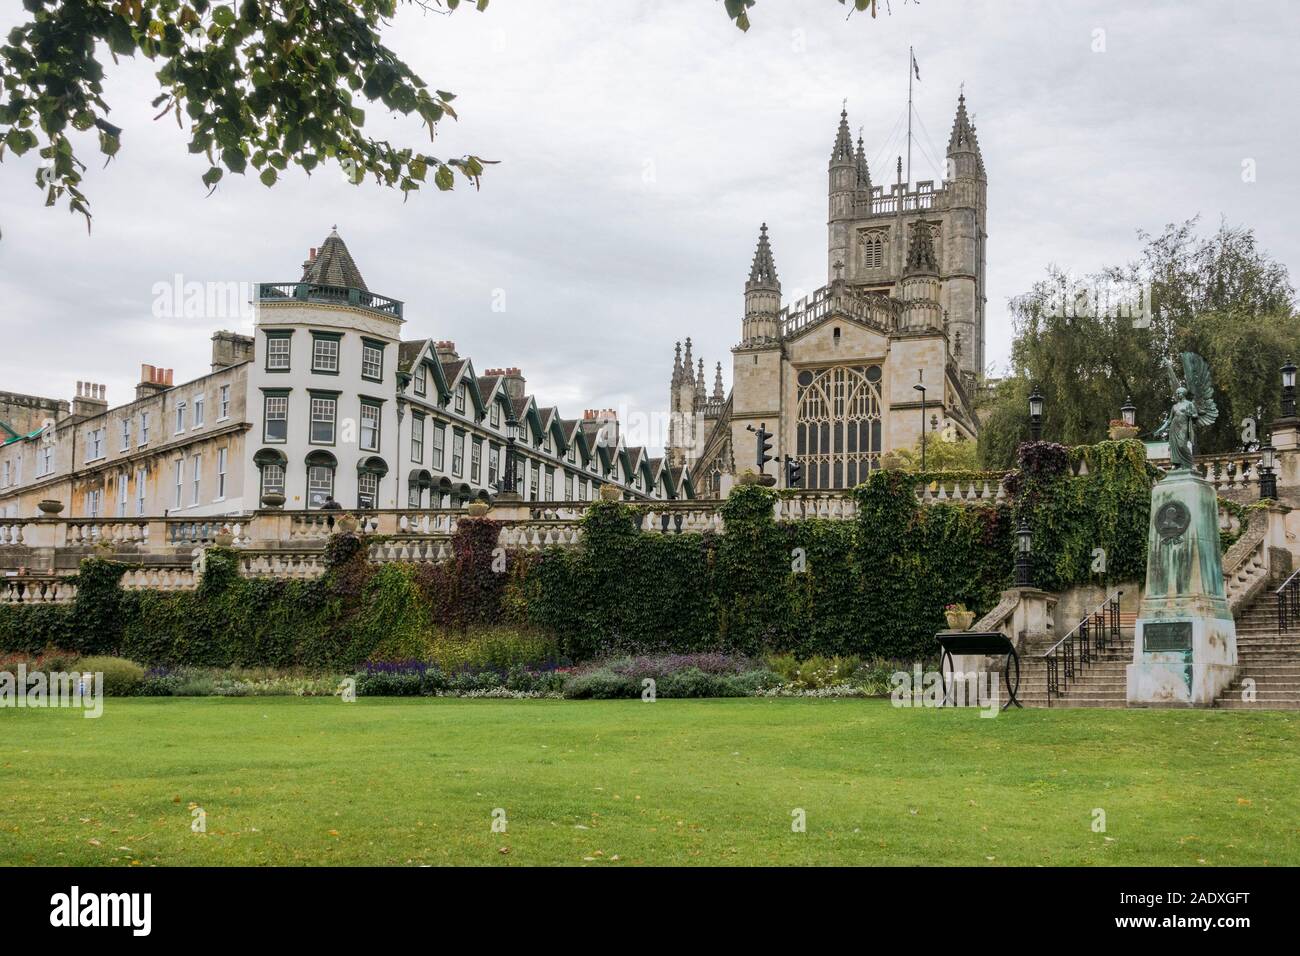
left=599, top=484, right=622, bottom=502
left=337, top=513, right=359, bottom=534
left=1108, top=424, right=1140, bottom=441
left=260, top=492, right=286, bottom=509
left=944, top=605, right=976, bottom=630
left=737, top=470, right=761, bottom=486
left=37, top=499, right=64, bottom=515
left=214, top=526, right=235, bottom=547
left=466, top=501, right=490, bottom=517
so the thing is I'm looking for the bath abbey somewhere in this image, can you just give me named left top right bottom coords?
left=667, top=94, right=988, bottom=495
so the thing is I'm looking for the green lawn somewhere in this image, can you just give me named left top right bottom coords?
left=1, top=698, right=1297, bottom=866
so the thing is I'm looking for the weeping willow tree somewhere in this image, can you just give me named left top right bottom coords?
left=979, top=218, right=1296, bottom=468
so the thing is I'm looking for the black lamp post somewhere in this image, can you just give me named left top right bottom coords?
left=501, top=416, right=523, bottom=497
left=913, top=382, right=927, bottom=471
left=1259, top=438, right=1278, bottom=500
left=1015, top=517, right=1033, bottom=587
left=1120, top=396, right=1137, bottom=428
left=1028, top=386, right=1044, bottom=442
left=1282, top=359, right=1297, bottom=419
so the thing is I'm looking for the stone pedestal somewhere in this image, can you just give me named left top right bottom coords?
left=1128, top=469, right=1237, bottom=706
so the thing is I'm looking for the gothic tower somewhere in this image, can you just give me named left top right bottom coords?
left=742, top=224, right=781, bottom=343
left=731, top=224, right=784, bottom=477
left=827, top=108, right=856, bottom=282
left=943, top=92, right=987, bottom=380
left=667, top=338, right=699, bottom=468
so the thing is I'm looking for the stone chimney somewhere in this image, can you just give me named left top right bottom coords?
left=434, top=340, right=459, bottom=362
left=69, top=381, right=108, bottom=421
left=136, top=364, right=174, bottom=401
left=584, top=408, right=619, bottom=446
left=211, top=331, right=255, bottom=371
left=492, top=367, right=525, bottom=402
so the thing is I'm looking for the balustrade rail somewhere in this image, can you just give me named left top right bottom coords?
left=1041, top=590, right=1123, bottom=705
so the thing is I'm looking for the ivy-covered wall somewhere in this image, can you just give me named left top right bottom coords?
left=0, top=440, right=1188, bottom=666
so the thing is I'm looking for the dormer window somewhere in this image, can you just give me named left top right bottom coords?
left=414, top=364, right=427, bottom=396
left=454, top=383, right=467, bottom=414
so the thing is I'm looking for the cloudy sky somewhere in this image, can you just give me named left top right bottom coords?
left=1, top=0, right=1295, bottom=452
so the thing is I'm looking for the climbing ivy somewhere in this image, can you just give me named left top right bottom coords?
left=0, top=439, right=1189, bottom=666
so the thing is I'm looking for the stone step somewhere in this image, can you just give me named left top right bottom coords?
left=1214, top=699, right=1300, bottom=710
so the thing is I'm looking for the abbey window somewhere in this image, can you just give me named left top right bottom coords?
left=795, top=365, right=882, bottom=489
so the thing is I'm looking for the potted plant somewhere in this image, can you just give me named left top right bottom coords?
left=599, top=484, right=622, bottom=502
left=944, top=602, right=975, bottom=630
left=260, top=492, right=286, bottom=509
left=466, top=500, right=490, bottom=517
left=214, top=524, right=235, bottom=547
left=337, top=513, right=359, bottom=534
left=37, top=499, right=64, bottom=515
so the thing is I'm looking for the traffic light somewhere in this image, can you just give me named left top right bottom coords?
left=784, top=455, right=803, bottom=488
left=748, top=423, right=774, bottom=472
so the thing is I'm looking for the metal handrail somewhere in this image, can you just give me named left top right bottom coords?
left=1040, top=589, right=1124, bottom=705
left=1277, top=567, right=1300, bottom=634
left=1041, top=589, right=1124, bottom=659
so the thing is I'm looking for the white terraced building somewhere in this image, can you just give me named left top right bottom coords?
left=0, top=230, right=694, bottom=522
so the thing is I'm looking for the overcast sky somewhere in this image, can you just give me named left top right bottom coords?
left=1, top=0, right=1295, bottom=452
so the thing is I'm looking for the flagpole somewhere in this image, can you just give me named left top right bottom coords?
left=906, top=46, right=913, bottom=188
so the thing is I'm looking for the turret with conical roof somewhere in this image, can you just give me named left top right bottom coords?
left=742, top=223, right=781, bottom=343
left=943, top=91, right=987, bottom=379
left=828, top=106, right=857, bottom=282
left=302, top=226, right=368, bottom=291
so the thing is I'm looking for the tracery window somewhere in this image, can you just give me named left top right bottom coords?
left=795, top=365, right=882, bottom=489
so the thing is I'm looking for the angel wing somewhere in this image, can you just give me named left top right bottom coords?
left=1181, top=351, right=1218, bottom=426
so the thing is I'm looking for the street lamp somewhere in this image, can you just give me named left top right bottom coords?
left=501, top=416, right=523, bottom=497
left=1282, top=359, right=1297, bottom=418
left=913, top=382, right=927, bottom=472
left=1259, top=438, right=1278, bottom=500
left=1028, top=386, right=1044, bottom=442
left=1120, top=396, right=1137, bottom=428
left=1015, top=517, right=1033, bottom=587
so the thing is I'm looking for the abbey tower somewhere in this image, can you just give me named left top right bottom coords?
left=667, top=94, right=988, bottom=496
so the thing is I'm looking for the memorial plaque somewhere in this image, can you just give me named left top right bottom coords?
left=1143, top=620, right=1192, bottom=653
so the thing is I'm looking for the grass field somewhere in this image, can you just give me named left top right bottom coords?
left=1, top=698, right=1297, bottom=866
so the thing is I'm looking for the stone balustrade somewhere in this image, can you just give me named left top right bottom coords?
left=0, top=521, right=27, bottom=546
left=1, top=576, right=77, bottom=604
left=914, top=476, right=1007, bottom=505
left=238, top=550, right=328, bottom=579
left=120, top=566, right=196, bottom=591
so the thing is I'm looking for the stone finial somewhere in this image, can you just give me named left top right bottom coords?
left=747, top=223, right=779, bottom=287
left=905, top=222, right=939, bottom=275
left=713, top=361, right=724, bottom=402
left=831, top=105, right=854, bottom=162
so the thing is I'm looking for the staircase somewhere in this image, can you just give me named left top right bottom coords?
left=1017, top=608, right=1134, bottom=708
left=1214, top=583, right=1300, bottom=710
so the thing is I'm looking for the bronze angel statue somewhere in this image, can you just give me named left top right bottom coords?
left=1152, top=352, right=1218, bottom=470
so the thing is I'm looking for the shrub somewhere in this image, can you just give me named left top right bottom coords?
left=77, top=656, right=145, bottom=696
left=561, top=669, right=640, bottom=700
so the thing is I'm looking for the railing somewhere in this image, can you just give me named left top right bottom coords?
left=914, top=476, right=1008, bottom=505
left=0, top=521, right=28, bottom=546
left=1279, top=568, right=1300, bottom=634
left=258, top=281, right=403, bottom=319
left=778, top=284, right=899, bottom=338
left=1143, top=450, right=1266, bottom=493
left=1041, top=590, right=1123, bottom=705
left=1, top=576, right=77, bottom=604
